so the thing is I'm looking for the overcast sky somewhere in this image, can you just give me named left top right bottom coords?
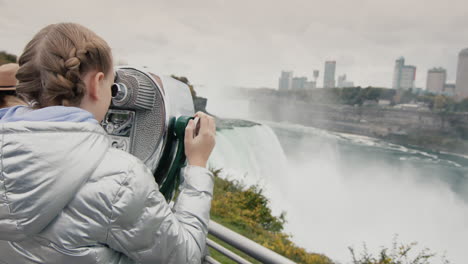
left=1, top=0, right=467, bottom=94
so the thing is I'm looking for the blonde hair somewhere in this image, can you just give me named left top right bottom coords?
left=16, top=23, right=112, bottom=107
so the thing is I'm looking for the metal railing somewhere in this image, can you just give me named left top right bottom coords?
left=205, top=221, right=296, bottom=264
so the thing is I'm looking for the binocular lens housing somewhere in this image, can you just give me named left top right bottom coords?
left=111, top=83, right=128, bottom=103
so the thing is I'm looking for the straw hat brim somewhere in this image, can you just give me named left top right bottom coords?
left=0, top=63, right=20, bottom=90
left=0, top=86, right=16, bottom=91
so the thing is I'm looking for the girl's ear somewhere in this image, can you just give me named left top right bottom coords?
left=86, top=71, right=105, bottom=101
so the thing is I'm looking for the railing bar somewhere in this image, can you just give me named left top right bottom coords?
left=208, top=221, right=296, bottom=264
left=207, top=238, right=253, bottom=264
left=204, top=255, right=222, bottom=264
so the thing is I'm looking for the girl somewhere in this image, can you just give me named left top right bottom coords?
left=0, top=23, right=216, bottom=264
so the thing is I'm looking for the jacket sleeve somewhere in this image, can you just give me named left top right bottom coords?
left=105, top=160, right=214, bottom=264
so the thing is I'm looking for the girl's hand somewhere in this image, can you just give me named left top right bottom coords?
left=184, top=112, right=216, bottom=168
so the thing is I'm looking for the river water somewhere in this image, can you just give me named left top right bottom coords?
left=208, top=120, right=468, bottom=264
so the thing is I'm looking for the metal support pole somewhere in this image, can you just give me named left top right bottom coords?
left=208, top=221, right=296, bottom=264
left=206, top=238, right=252, bottom=264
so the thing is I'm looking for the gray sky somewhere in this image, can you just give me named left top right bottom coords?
left=1, top=0, right=467, bottom=93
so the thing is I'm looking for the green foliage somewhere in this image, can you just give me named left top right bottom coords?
left=349, top=236, right=450, bottom=264
left=339, top=87, right=365, bottom=105
left=362, top=87, right=383, bottom=101
left=379, top=88, right=397, bottom=101
left=454, top=98, right=468, bottom=112
left=211, top=170, right=285, bottom=232
left=0, top=51, right=17, bottom=65
left=418, top=95, right=436, bottom=109
left=210, top=169, right=333, bottom=264
left=271, top=87, right=396, bottom=106
left=171, top=75, right=197, bottom=98
left=395, top=89, right=418, bottom=104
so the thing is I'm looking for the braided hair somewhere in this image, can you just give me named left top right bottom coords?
left=16, top=23, right=113, bottom=107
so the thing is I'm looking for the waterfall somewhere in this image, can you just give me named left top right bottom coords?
left=208, top=124, right=292, bottom=218
left=209, top=124, right=288, bottom=188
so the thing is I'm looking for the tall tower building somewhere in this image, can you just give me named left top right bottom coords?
left=392, top=57, right=405, bottom=89
left=456, top=48, right=468, bottom=99
left=400, top=66, right=416, bottom=89
left=426, top=67, right=447, bottom=94
left=278, top=71, right=293, bottom=91
left=323, top=61, right=336, bottom=88
left=392, top=57, right=416, bottom=90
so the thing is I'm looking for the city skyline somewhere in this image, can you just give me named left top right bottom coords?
left=279, top=47, right=466, bottom=94
left=274, top=48, right=465, bottom=90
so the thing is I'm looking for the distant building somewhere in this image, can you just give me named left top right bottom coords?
left=305, top=81, right=316, bottom=89
left=456, top=48, right=468, bottom=98
left=393, top=103, right=429, bottom=111
left=313, top=70, right=319, bottom=83
left=337, top=75, right=346, bottom=88
left=426, top=67, right=446, bottom=94
left=392, top=57, right=405, bottom=89
left=292, top=76, right=308, bottom=89
left=337, top=74, right=354, bottom=88
left=323, top=61, right=336, bottom=88
left=443, top=83, right=456, bottom=97
left=392, top=57, right=416, bottom=90
left=400, top=66, right=416, bottom=89
left=278, top=71, right=293, bottom=91
left=378, top=99, right=391, bottom=106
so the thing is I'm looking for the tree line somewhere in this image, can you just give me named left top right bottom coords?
left=0, top=51, right=17, bottom=65
left=242, top=86, right=468, bottom=113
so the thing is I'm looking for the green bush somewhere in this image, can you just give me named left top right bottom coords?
left=348, top=236, right=450, bottom=264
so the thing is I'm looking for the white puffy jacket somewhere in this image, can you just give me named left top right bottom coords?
left=0, top=120, right=213, bottom=264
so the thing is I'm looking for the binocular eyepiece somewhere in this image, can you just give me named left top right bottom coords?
left=111, top=82, right=127, bottom=102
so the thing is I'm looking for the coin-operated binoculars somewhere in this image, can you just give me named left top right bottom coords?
left=101, top=66, right=195, bottom=201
